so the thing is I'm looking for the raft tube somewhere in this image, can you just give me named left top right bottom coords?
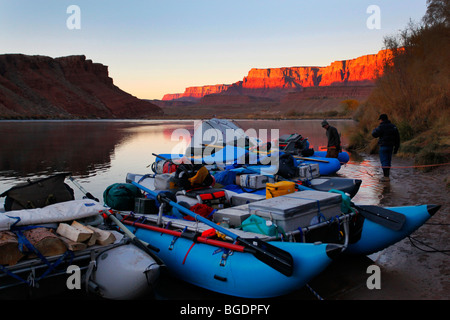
left=313, top=151, right=350, bottom=164
left=124, top=219, right=341, bottom=298
left=346, top=204, right=440, bottom=255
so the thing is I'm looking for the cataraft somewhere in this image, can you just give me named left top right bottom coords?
left=110, top=179, right=343, bottom=298
left=152, top=146, right=362, bottom=199
left=118, top=164, right=440, bottom=298
left=0, top=173, right=161, bottom=300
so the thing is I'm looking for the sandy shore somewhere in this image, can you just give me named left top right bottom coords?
left=334, top=156, right=450, bottom=300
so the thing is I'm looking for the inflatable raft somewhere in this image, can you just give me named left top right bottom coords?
left=125, top=174, right=440, bottom=258
left=117, top=183, right=342, bottom=298
left=0, top=199, right=160, bottom=299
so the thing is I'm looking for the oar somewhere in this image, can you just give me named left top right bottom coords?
left=293, top=156, right=330, bottom=163
left=68, top=177, right=162, bottom=259
left=102, top=209, right=163, bottom=261
left=68, top=176, right=100, bottom=202
left=131, top=181, right=294, bottom=277
left=351, top=204, right=406, bottom=231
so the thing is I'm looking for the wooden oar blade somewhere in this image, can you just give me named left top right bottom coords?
left=356, top=205, right=406, bottom=231
left=239, top=237, right=294, bottom=277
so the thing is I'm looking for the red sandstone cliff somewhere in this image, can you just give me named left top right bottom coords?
left=163, top=84, right=231, bottom=101
left=0, top=54, right=163, bottom=119
left=162, top=49, right=393, bottom=101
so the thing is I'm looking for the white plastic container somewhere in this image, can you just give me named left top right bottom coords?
left=297, top=163, right=320, bottom=181
left=239, top=174, right=274, bottom=189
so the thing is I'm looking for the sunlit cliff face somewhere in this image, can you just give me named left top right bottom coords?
left=163, top=49, right=395, bottom=100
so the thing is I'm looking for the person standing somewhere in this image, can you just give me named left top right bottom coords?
left=372, top=114, right=400, bottom=182
left=321, top=120, right=341, bottom=158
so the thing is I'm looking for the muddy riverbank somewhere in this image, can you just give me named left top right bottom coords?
left=335, top=154, right=450, bottom=300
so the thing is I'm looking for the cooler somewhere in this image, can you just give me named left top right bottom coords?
left=239, top=174, right=274, bottom=189
left=297, top=163, right=320, bottom=181
left=248, top=190, right=342, bottom=231
left=213, top=204, right=251, bottom=227
left=230, top=193, right=266, bottom=206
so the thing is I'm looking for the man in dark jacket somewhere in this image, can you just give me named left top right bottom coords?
left=321, top=120, right=341, bottom=158
left=372, top=114, right=400, bottom=181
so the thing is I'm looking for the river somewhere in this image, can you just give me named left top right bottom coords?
left=0, top=119, right=448, bottom=300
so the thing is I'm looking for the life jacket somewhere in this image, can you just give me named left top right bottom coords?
left=183, top=189, right=228, bottom=208
left=163, top=161, right=178, bottom=174
left=183, top=203, right=215, bottom=221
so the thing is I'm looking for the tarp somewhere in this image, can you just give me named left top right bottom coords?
left=0, top=199, right=105, bottom=231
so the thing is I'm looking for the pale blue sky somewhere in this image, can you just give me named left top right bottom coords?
left=0, top=0, right=427, bottom=99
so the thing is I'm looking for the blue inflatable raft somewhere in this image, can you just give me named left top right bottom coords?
left=119, top=182, right=342, bottom=298
left=313, top=150, right=350, bottom=164
left=345, top=204, right=440, bottom=255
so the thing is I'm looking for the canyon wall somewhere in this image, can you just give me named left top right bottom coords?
left=0, top=54, right=163, bottom=119
left=163, top=49, right=392, bottom=101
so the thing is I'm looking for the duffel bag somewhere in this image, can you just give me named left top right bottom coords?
left=1, top=172, right=74, bottom=211
left=103, top=183, right=143, bottom=211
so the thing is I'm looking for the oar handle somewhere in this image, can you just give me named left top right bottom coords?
left=103, top=210, right=160, bottom=253
left=68, top=176, right=100, bottom=202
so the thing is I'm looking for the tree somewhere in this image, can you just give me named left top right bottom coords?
left=423, top=0, right=450, bottom=26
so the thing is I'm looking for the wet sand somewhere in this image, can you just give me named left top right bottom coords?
left=333, top=155, right=450, bottom=300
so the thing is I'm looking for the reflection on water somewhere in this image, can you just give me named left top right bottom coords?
left=337, top=157, right=386, bottom=205
left=0, top=119, right=382, bottom=205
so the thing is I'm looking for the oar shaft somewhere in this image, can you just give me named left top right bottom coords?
left=103, top=210, right=160, bottom=253
left=131, top=181, right=238, bottom=241
left=293, top=156, right=329, bottom=163
left=121, top=218, right=246, bottom=253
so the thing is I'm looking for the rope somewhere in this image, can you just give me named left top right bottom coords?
left=408, top=236, right=450, bottom=256
left=345, top=162, right=450, bottom=169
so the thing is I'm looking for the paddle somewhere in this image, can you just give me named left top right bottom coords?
left=296, top=184, right=406, bottom=231
left=68, top=176, right=100, bottom=202
left=293, top=156, right=330, bottom=163
left=131, top=181, right=294, bottom=277
left=351, top=204, right=406, bottom=231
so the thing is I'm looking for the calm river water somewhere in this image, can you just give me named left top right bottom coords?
left=0, top=119, right=382, bottom=205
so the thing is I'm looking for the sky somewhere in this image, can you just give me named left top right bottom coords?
left=0, top=0, right=428, bottom=100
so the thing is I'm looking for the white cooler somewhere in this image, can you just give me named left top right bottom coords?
left=248, top=190, right=342, bottom=231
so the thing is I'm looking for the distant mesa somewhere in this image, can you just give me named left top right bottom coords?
left=161, top=49, right=393, bottom=102
left=0, top=54, right=163, bottom=119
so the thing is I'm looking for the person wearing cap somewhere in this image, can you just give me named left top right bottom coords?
left=372, top=114, right=400, bottom=182
left=321, top=120, right=341, bottom=158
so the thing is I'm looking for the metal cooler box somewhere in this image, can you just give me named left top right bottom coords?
left=297, top=163, right=320, bottom=181
left=248, top=190, right=342, bottom=231
left=213, top=204, right=251, bottom=228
